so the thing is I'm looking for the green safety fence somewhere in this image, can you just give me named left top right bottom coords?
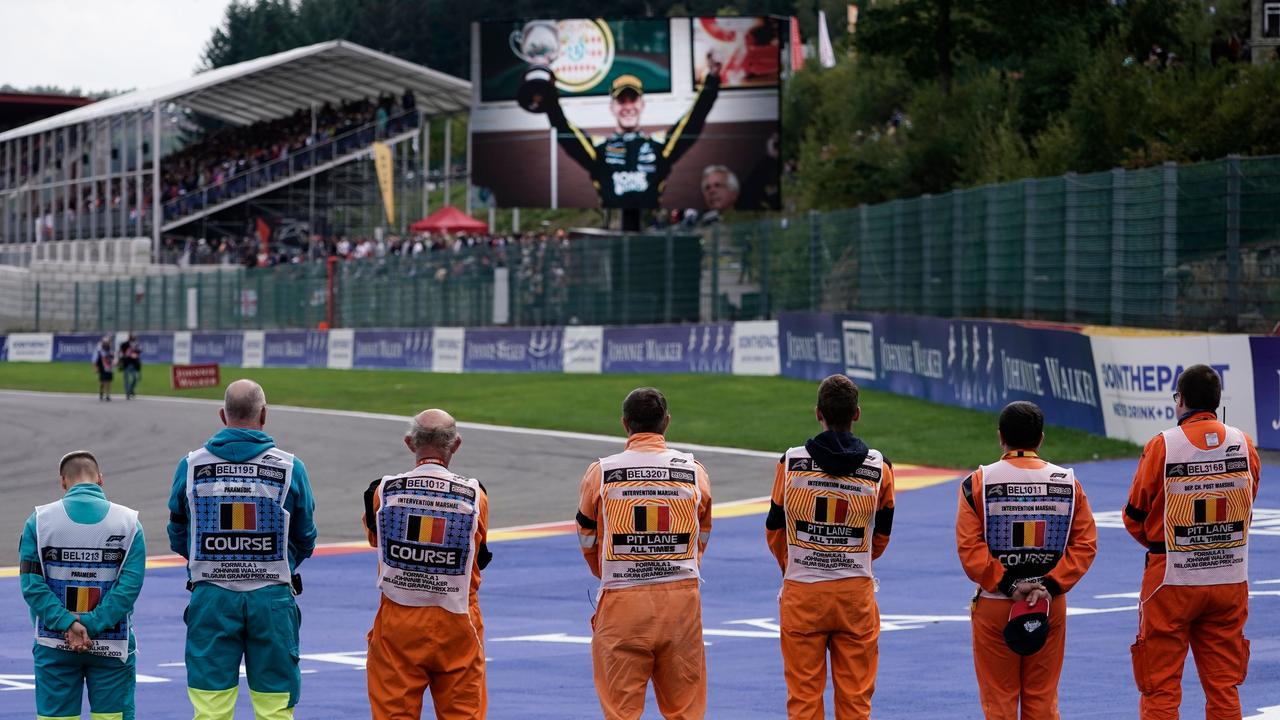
left=34, top=154, right=1279, bottom=333
left=710, top=155, right=1280, bottom=332
left=75, top=232, right=704, bottom=332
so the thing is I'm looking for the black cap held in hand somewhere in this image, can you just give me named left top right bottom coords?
left=1003, top=597, right=1050, bottom=656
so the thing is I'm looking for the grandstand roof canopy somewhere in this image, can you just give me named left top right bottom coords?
left=0, top=40, right=470, bottom=142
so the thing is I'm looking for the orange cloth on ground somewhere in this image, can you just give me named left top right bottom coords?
left=576, top=433, right=713, bottom=720
left=1123, top=413, right=1259, bottom=720
left=363, top=471, right=488, bottom=720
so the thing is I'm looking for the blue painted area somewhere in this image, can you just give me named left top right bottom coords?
left=1, top=460, right=1276, bottom=718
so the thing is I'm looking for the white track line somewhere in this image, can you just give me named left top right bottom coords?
left=0, top=389, right=778, bottom=458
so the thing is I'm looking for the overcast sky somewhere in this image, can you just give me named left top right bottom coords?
left=0, top=0, right=233, bottom=93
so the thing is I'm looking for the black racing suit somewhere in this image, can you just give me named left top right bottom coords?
left=547, top=75, right=720, bottom=208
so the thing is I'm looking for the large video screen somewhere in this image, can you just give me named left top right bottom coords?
left=471, top=16, right=782, bottom=212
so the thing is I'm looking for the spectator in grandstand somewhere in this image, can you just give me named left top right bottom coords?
left=1123, top=366, right=1259, bottom=719
left=765, top=374, right=895, bottom=720
left=575, top=387, right=713, bottom=719
left=93, top=337, right=114, bottom=402
left=956, top=401, right=1097, bottom=719
left=19, top=450, right=145, bottom=720
left=166, top=379, right=316, bottom=720
left=361, top=409, right=491, bottom=719
left=118, top=334, right=141, bottom=400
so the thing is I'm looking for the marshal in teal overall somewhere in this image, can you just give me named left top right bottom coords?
left=20, top=450, right=145, bottom=720
left=167, top=380, right=316, bottom=720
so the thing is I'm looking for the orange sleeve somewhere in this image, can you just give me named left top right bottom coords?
left=872, top=462, right=896, bottom=560
left=956, top=468, right=1005, bottom=594
left=362, top=491, right=381, bottom=547
left=1248, top=434, right=1262, bottom=500
left=1124, top=434, right=1166, bottom=547
left=766, top=460, right=787, bottom=571
left=695, top=461, right=713, bottom=564
left=576, top=461, right=602, bottom=578
left=1045, top=479, right=1098, bottom=595
left=472, top=487, right=488, bottom=593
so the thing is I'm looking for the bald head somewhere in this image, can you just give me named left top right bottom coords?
left=221, top=379, right=267, bottom=429
left=405, top=409, right=461, bottom=465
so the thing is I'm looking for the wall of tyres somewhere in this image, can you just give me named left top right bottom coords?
left=3, top=313, right=1275, bottom=449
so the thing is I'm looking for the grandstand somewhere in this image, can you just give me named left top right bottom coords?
left=0, top=40, right=470, bottom=330
left=0, top=40, right=468, bottom=258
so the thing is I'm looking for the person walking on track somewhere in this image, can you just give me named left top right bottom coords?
left=167, top=379, right=317, bottom=719
left=21, top=450, right=145, bottom=720
left=93, top=337, right=115, bottom=402
left=1124, top=365, right=1260, bottom=719
left=362, top=409, right=492, bottom=720
left=765, top=374, right=896, bottom=720
left=956, top=400, right=1097, bottom=719
left=575, top=387, right=713, bottom=720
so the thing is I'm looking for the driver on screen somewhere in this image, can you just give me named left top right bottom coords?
left=544, top=59, right=721, bottom=208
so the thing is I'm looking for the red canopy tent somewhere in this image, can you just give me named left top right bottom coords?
left=409, top=205, right=489, bottom=234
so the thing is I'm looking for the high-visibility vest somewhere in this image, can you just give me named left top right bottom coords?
left=977, top=457, right=1077, bottom=600
left=597, top=448, right=703, bottom=594
left=34, top=499, right=138, bottom=661
left=780, top=446, right=882, bottom=583
left=185, top=447, right=294, bottom=591
left=375, top=464, right=481, bottom=613
left=1161, top=424, right=1253, bottom=586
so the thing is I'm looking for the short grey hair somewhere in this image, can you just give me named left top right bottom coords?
left=59, top=450, right=100, bottom=480
left=701, top=164, right=740, bottom=193
left=405, top=418, right=457, bottom=453
left=224, top=380, right=267, bottom=424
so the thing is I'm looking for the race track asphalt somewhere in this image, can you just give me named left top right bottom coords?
left=0, top=389, right=778, bottom=564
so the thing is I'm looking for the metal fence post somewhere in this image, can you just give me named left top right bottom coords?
left=761, top=224, right=771, bottom=318
left=665, top=227, right=674, bottom=323
left=1064, top=173, right=1078, bottom=321
left=918, top=197, right=932, bottom=314
left=859, top=204, right=869, bottom=309
left=710, top=223, right=720, bottom=321
left=808, top=210, right=821, bottom=311
left=891, top=201, right=905, bottom=312
left=621, top=234, right=630, bottom=325
left=1023, top=179, right=1037, bottom=319
left=1110, top=167, right=1126, bottom=327
left=34, top=281, right=40, bottom=331
left=73, top=282, right=80, bottom=331
left=1225, top=155, right=1241, bottom=332
left=98, top=281, right=104, bottom=333
left=951, top=192, right=963, bottom=316
left=1161, top=162, right=1178, bottom=326
left=114, top=279, right=121, bottom=332
left=985, top=186, right=999, bottom=314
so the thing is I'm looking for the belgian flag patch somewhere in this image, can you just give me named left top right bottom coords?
left=407, top=515, right=446, bottom=544
left=219, top=502, right=257, bottom=530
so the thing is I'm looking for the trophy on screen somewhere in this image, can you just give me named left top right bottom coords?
left=510, top=20, right=561, bottom=113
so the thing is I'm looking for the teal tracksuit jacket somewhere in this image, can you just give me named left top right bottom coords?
left=20, top=483, right=145, bottom=720
left=166, top=428, right=316, bottom=717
